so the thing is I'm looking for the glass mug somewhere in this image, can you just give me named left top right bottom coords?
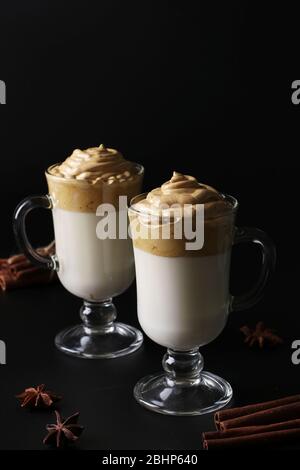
left=13, top=163, right=144, bottom=359
left=129, top=193, right=276, bottom=415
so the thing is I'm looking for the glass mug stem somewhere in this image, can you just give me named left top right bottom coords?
left=162, top=348, right=203, bottom=385
left=13, top=194, right=143, bottom=359
left=80, top=299, right=117, bottom=335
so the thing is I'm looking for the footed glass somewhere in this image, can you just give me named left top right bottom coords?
left=129, top=194, right=276, bottom=415
left=13, top=162, right=144, bottom=359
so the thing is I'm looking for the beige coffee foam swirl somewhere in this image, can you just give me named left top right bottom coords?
left=49, top=144, right=137, bottom=184
left=151, top=171, right=219, bottom=204
left=129, top=172, right=235, bottom=257
left=46, top=144, right=143, bottom=212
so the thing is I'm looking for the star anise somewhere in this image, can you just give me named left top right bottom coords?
left=240, top=321, right=283, bottom=348
left=16, top=384, right=61, bottom=409
left=43, top=411, right=84, bottom=448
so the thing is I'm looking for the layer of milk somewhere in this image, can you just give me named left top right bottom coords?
left=133, top=247, right=231, bottom=350
left=52, top=208, right=135, bottom=301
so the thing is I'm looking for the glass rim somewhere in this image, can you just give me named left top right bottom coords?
left=45, top=161, right=144, bottom=184
left=129, top=192, right=238, bottom=220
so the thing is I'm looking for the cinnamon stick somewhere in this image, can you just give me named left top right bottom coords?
left=0, top=242, right=57, bottom=291
left=0, top=271, right=12, bottom=290
left=204, top=418, right=300, bottom=440
left=215, top=394, right=300, bottom=430
left=219, top=402, right=300, bottom=431
left=203, top=428, right=300, bottom=450
left=9, top=259, right=32, bottom=272
left=15, top=266, right=56, bottom=284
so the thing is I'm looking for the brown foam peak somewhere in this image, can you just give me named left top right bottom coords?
left=49, top=144, right=136, bottom=184
left=138, top=171, right=224, bottom=210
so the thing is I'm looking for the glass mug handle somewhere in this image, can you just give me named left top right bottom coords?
left=13, top=194, right=59, bottom=271
left=230, top=227, right=276, bottom=312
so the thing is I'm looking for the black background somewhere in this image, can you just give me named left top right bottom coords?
left=0, top=0, right=299, bottom=451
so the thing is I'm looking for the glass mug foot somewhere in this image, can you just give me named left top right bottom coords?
left=55, top=322, right=143, bottom=359
left=55, top=299, right=143, bottom=359
left=134, top=349, right=232, bottom=416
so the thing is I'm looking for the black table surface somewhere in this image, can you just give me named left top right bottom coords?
left=0, top=264, right=298, bottom=451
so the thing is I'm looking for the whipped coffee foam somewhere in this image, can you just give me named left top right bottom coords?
left=129, top=172, right=235, bottom=257
left=46, top=144, right=143, bottom=211
left=50, top=144, right=137, bottom=184
left=133, top=171, right=230, bottom=218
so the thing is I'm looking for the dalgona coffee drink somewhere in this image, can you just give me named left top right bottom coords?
left=129, top=172, right=235, bottom=350
left=14, top=143, right=144, bottom=360
left=46, top=144, right=143, bottom=301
